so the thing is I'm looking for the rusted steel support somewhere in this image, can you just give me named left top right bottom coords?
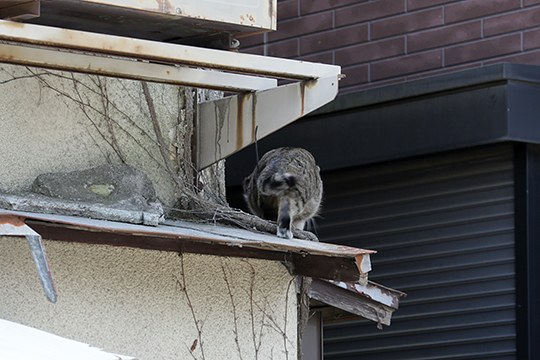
left=196, top=75, right=339, bottom=169
left=0, top=215, right=56, bottom=303
left=0, top=19, right=341, bottom=168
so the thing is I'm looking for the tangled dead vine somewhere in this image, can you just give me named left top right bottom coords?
left=1, top=67, right=318, bottom=241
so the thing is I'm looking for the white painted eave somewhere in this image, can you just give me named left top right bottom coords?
left=0, top=19, right=341, bottom=169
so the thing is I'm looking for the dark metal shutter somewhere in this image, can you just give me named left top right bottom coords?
left=319, top=144, right=516, bottom=360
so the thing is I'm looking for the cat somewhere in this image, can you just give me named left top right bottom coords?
left=243, top=147, right=322, bottom=239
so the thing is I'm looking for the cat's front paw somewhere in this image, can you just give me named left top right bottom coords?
left=277, top=226, right=293, bottom=239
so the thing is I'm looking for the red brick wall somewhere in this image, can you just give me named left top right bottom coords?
left=239, top=0, right=540, bottom=93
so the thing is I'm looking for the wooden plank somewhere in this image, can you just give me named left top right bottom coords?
left=309, top=279, right=395, bottom=326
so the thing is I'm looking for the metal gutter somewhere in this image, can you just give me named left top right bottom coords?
left=0, top=42, right=278, bottom=92
left=226, top=63, right=540, bottom=184
left=313, top=63, right=540, bottom=116
left=0, top=209, right=373, bottom=285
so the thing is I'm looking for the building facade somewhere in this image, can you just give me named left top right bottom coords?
left=229, top=4, right=540, bottom=353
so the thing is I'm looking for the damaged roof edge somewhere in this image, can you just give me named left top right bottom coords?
left=0, top=215, right=57, bottom=303
left=309, top=279, right=406, bottom=327
left=0, top=210, right=374, bottom=283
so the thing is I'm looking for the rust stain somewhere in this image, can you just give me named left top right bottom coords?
left=354, top=254, right=371, bottom=275
left=236, top=93, right=253, bottom=150
left=0, top=215, right=26, bottom=227
left=300, top=82, right=306, bottom=115
left=268, top=0, right=276, bottom=27
left=251, top=94, right=257, bottom=141
left=2, top=21, right=25, bottom=29
left=236, top=93, right=245, bottom=150
left=304, top=78, right=318, bottom=89
left=299, top=79, right=320, bottom=115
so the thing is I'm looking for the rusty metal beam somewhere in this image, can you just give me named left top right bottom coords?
left=196, top=75, right=339, bottom=169
left=0, top=19, right=341, bottom=168
left=0, top=43, right=277, bottom=92
left=0, top=215, right=56, bottom=303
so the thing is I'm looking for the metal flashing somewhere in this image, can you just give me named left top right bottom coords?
left=0, top=209, right=374, bottom=284
left=0, top=215, right=56, bottom=303
left=226, top=63, right=540, bottom=185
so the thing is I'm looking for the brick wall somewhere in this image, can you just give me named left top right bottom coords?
left=239, top=0, right=540, bottom=93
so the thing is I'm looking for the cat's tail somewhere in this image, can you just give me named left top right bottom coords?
left=260, top=172, right=297, bottom=195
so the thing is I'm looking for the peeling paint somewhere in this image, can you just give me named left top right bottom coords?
left=0, top=209, right=376, bottom=282
left=326, top=279, right=406, bottom=309
left=0, top=214, right=25, bottom=227
left=236, top=93, right=245, bottom=150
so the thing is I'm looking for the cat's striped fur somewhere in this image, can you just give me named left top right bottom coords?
left=243, top=147, right=322, bottom=239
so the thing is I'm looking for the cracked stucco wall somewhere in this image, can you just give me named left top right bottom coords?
left=0, top=64, right=298, bottom=359
left=0, top=64, right=225, bottom=207
left=0, top=238, right=297, bottom=359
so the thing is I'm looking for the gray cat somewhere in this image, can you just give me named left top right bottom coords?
left=243, top=147, right=322, bottom=239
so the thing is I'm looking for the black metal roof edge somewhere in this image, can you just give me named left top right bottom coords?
left=225, top=63, right=540, bottom=186
left=313, top=63, right=540, bottom=116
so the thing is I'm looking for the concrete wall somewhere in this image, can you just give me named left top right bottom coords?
left=0, top=238, right=297, bottom=359
left=0, top=63, right=298, bottom=359
left=0, top=64, right=215, bottom=207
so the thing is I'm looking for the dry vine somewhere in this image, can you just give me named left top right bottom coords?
left=177, top=253, right=207, bottom=360
left=5, top=66, right=318, bottom=241
left=221, top=261, right=244, bottom=360
left=2, top=66, right=313, bottom=357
